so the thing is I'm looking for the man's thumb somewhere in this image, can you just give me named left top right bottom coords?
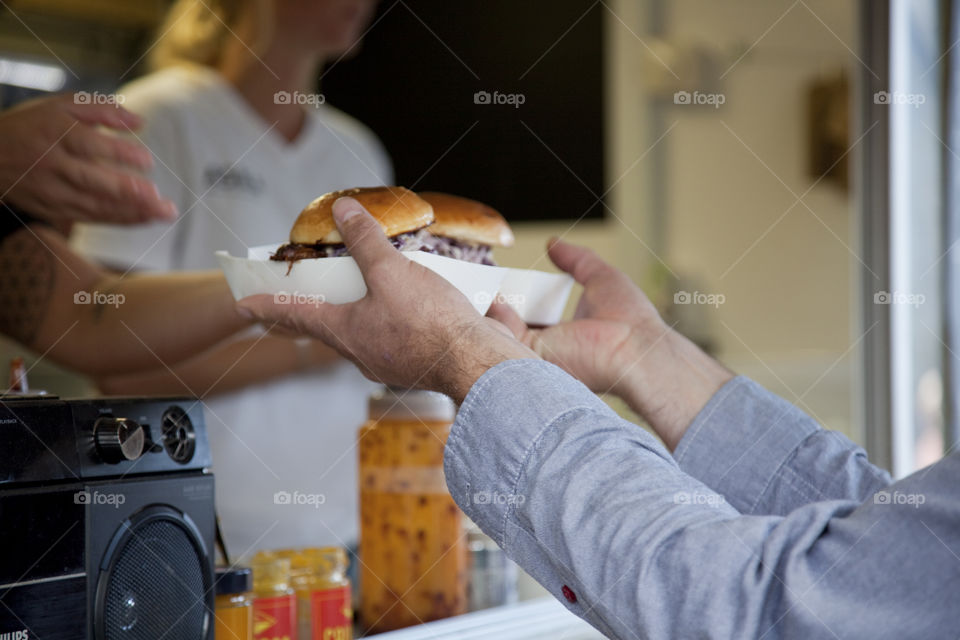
left=332, top=196, right=397, bottom=273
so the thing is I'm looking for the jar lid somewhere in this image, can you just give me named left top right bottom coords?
left=300, top=546, right=349, bottom=572
left=215, top=566, right=252, bottom=595
left=368, top=386, right=455, bottom=422
left=251, top=555, right=290, bottom=576
left=252, top=556, right=290, bottom=591
left=251, top=555, right=291, bottom=570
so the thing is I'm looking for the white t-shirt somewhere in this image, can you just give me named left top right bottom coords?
left=71, top=65, right=393, bottom=557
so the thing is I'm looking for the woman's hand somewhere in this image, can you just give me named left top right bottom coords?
left=0, top=94, right=177, bottom=225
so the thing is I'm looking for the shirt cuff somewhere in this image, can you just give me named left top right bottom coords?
left=443, top=359, right=617, bottom=547
left=672, top=376, right=820, bottom=514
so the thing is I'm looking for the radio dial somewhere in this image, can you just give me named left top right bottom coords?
left=94, top=417, right=146, bottom=463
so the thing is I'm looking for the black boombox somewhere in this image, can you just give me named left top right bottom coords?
left=0, top=395, right=216, bottom=640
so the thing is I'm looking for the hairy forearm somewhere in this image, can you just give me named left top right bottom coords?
left=97, top=335, right=340, bottom=397
left=621, top=326, right=733, bottom=451
left=437, top=321, right=539, bottom=404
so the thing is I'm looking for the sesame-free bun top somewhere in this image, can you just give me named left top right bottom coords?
left=419, top=192, right=514, bottom=248
left=290, top=186, right=434, bottom=244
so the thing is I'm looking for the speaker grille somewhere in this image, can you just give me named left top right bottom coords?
left=102, top=519, right=208, bottom=639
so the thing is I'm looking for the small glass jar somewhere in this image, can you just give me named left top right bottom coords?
left=288, top=547, right=352, bottom=640
left=466, top=520, right=518, bottom=611
left=357, top=387, right=468, bottom=633
left=251, top=552, right=298, bottom=640
left=215, top=567, right=253, bottom=640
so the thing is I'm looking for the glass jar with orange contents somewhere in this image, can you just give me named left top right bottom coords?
left=251, top=552, right=297, bottom=640
left=215, top=567, right=253, bottom=640
left=357, top=387, right=468, bottom=633
left=287, top=548, right=352, bottom=640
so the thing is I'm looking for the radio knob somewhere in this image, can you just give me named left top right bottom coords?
left=94, top=417, right=146, bottom=463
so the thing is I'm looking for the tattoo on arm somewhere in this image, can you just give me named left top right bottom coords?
left=0, top=229, right=56, bottom=345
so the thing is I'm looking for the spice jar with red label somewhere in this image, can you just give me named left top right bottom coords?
left=251, top=552, right=297, bottom=640
left=357, top=387, right=468, bottom=633
left=288, top=547, right=352, bottom=640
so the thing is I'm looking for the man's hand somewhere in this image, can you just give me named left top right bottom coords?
left=490, top=239, right=733, bottom=450
left=237, top=197, right=536, bottom=403
left=490, top=239, right=664, bottom=397
left=0, top=94, right=177, bottom=225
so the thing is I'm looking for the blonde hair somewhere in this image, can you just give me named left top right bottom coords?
left=148, top=0, right=271, bottom=70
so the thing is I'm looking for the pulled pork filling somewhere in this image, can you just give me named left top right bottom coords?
left=271, top=228, right=496, bottom=266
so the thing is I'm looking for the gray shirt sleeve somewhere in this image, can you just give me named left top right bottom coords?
left=444, top=360, right=958, bottom=640
left=673, top=376, right=892, bottom=515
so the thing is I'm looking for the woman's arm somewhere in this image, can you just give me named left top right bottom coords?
left=96, top=334, right=339, bottom=397
left=0, top=225, right=250, bottom=376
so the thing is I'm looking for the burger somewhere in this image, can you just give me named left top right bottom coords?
left=419, top=191, right=514, bottom=266
left=271, top=186, right=436, bottom=264
left=270, top=186, right=514, bottom=267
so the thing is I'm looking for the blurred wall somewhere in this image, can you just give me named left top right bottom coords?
left=667, top=0, right=858, bottom=439
left=498, top=0, right=861, bottom=441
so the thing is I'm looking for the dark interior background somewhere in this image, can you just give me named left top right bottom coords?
left=321, top=0, right=605, bottom=223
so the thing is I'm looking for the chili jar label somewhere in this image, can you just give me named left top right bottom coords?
left=253, top=594, right=297, bottom=640
left=310, top=585, right=352, bottom=640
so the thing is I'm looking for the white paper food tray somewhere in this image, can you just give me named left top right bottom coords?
left=217, top=244, right=574, bottom=324
left=496, top=267, right=575, bottom=326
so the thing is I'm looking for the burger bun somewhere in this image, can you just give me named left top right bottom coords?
left=290, top=186, right=434, bottom=244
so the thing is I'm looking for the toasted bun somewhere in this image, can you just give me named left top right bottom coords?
left=290, top=186, right=434, bottom=244
left=418, top=192, right=514, bottom=247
